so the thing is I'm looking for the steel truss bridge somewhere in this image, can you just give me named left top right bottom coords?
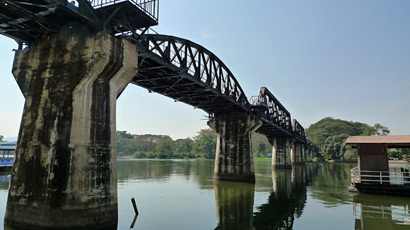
left=0, top=0, right=318, bottom=150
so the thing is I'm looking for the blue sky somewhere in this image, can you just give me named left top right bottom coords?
left=1, top=0, right=410, bottom=140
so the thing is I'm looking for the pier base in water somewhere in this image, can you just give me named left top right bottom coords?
left=208, top=113, right=262, bottom=183
left=292, top=143, right=306, bottom=165
left=272, top=137, right=292, bottom=169
left=4, top=25, right=138, bottom=229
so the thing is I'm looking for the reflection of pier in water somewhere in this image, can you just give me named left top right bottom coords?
left=214, top=181, right=255, bottom=230
left=214, top=164, right=318, bottom=229
left=353, top=194, right=410, bottom=230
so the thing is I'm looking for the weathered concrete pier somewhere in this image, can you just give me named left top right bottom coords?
left=271, top=137, right=292, bottom=168
left=209, top=113, right=262, bottom=183
left=5, top=26, right=138, bottom=229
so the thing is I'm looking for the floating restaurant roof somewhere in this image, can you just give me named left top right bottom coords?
left=346, top=135, right=410, bottom=148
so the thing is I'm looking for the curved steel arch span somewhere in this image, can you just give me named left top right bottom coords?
left=131, top=34, right=313, bottom=144
left=132, top=34, right=250, bottom=114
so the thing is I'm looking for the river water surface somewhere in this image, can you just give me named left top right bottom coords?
left=1, top=160, right=410, bottom=229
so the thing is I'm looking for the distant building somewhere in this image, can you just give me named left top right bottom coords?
left=0, top=141, right=16, bottom=169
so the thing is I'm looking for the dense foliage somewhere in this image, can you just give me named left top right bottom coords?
left=117, top=129, right=217, bottom=159
left=388, top=148, right=410, bottom=160
left=116, top=129, right=273, bottom=159
left=306, top=117, right=390, bottom=160
left=252, top=133, right=272, bottom=157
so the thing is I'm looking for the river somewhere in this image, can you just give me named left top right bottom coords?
left=1, top=160, right=410, bottom=229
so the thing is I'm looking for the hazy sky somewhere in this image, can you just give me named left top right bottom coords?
left=1, top=0, right=410, bottom=140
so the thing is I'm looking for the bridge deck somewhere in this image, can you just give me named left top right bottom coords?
left=93, top=0, right=159, bottom=33
left=0, top=0, right=99, bottom=43
left=0, top=0, right=159, bottom=44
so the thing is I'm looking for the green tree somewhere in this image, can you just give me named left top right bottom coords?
left=194, top=129, right=217, bottom=159
left=322, top=133, right=349, bottom=160
left=0, top=135, right=3, bottom=142
left=116, top=130, right=133, bottom=139
left=175, top=138, right=194, bottom=154
left=370, top=123, right=390, bottom=136
left=305, top=117, right=370, bottom=147
left=116, top=131, right=171, bottom=156
left=343, top=145, right=357, bottom=160
left=389, top=148, right=410, bottom=160
left=155, top=137, right=175, bottom=159
left=306, top=117, right=390, bottom=160
left=256, top=142, right=267, bottom=157
left=252, top=132, right=272, bottom=157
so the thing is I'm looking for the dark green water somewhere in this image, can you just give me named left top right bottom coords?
left=1, top=160, right=410, bottom=229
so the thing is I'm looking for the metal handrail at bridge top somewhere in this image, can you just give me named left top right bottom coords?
left=89, top=0, right=159, bottom=22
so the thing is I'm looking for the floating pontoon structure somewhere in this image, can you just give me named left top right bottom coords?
left=346, top=135, right=410, bottom=196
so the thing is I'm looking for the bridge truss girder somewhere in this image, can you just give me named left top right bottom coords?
left=132, top=34, right=250, bottom=114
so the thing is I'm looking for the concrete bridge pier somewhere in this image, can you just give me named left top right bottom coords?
left=272, top=137, right=292, bottom=169
left=306, top=147, right=313, bottom=162
left=208, top=113, right=262, bottom=183
left=292, top=143, right=305, bottom=165
left=4, top=26, right=138, bottom=229
left=302, top=146, right=306, bottom=162
left=304, top=146, right=311, bottom=162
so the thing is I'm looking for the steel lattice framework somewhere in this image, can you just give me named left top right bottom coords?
left=292, top=119, right=306, bottom=143
left=251, top=87, right=294, bottom=139
left=132, top=34, right=250, bottom=114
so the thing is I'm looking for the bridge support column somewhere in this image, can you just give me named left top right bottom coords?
left=291, top=143, right=296, bottom=164
left=5, top=27, right=138, bottom=229
left=305, top=148, right=312, bottom=162
left=208, top=113, right=262, bottom=183
left=272, top=137, right=292, bottom=169
left=293, top=143, right=305, bottom=165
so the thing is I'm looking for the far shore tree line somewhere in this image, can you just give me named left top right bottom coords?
left=116, top=129, right=217, bottom=159
left=3, top=117, right=407, bottom=161
left=116, top=129, right=272, bottom=159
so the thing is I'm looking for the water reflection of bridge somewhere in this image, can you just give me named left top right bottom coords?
left=214, top=164, right=318, bottom=230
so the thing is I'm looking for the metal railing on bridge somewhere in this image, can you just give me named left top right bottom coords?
left=89, top=0, right=159, bottom=22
